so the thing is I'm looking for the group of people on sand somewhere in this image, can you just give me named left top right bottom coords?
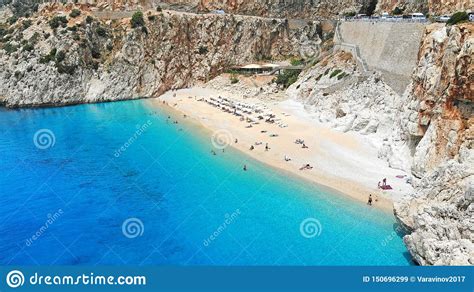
left=377, top=178, right=393, bottom=190
left=368, top=177, right=392, bottom=206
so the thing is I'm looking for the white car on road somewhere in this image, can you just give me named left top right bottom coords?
left=437, top=15, right=451, bottom=22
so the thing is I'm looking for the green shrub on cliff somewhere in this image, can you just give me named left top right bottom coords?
left=290, top=57, right=303, bottom=66
left=2, top=42, right=18, bottom=54
left=337, top=72, right=349, bottom=80
left=392, top=7, right=403, bottom=15
left=22, top=19, right=32, bottom=30
left=56, top=63, right=77, bottom=75
left=22, top=43, right=34, bottom=52
left=447, top=12, right=468, bottom=25
left=275, top=69, right=301, bottom=88
left=7, top=16, right=18, bottom=25
left=55, top=50, right=66, bottom=63
left=230, top=75, right=239, bottom=84
left=96, top=26, right=107, bottom=37
left=330, top=69, right=342, bottom=78
left=49, top=16, right=68, bottom=29
left=39, top=48, right=57, bottom=64
left=198, top=46, right=208, bottom=54
left=131, top=11, right=145, bottom=28
left=69, top=9, right=81, bottom=18
left=343, top=11, right=356, bottom=17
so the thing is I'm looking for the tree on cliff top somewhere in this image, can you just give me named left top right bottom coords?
left=131, top=11, right=145, bottom=28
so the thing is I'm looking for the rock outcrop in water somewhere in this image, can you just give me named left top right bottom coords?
left=0, top=4, right=320, bottom=107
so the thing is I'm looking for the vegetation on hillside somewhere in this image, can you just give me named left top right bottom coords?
left=392, top=7, right=404, bottom=15
left=230, top=74, right=239, bottom=84
left=447, top=12, right=469, bottom=25
left=131, top=11, right=145, bottom=28
left=49, top=16, right=68, bottom=29
left=275, top=69, right=301, bottom=88
left=69, top=9, right=81, bottom=18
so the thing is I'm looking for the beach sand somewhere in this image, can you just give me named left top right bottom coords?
left=148, top=87, right=413, bottom=212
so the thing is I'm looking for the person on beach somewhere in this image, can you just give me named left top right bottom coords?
left=250, top=145, right=254, bottom=151
left=235, top=138, right=238, bottom=144
left=367, top=194, right=373, bottom=206
left=265, top=143, right=269, bottom=151
left=302, top=144, right=308, bottom=149
left=382, top=178, right=387, bottom=186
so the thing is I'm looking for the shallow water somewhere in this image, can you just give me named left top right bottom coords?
left=0, top=100, right=412, bottom=265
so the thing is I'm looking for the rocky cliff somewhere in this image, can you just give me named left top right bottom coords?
left=0, top=4, right=320, bottom=107
left=197, top=0, right=374, bottom=18
left=389, top=23, right=473, bottom=265
left=376, top=0, right=474, bottom=15
left=289, top=22, right=473, bottom=265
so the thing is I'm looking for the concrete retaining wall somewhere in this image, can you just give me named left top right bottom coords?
left=338, top=21, right=425, bottom=94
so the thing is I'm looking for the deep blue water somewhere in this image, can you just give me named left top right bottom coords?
left=0, top=100, right=412, bottom=265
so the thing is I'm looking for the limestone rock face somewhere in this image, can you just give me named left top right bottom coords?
left=390, top=23, right=474, bottom=265
left=0, top=6, right=319, bottom=107
left=197, top=0, right=372, bottom=18
left=394, top=158, right=474, bottom=265
left=287, top=51, right=404, bottom=155
left=376, top=0, right=473, bottom=15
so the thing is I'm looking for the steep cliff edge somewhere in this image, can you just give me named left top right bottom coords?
left=289, top=22, right=473, bottom=265
left=0, top=5, right=320, bottom=107
left=376, top=0, right=473, bottom=15
left=197, top=0, right=371, bottom=18
left=390, top=23, right=473, bottom=265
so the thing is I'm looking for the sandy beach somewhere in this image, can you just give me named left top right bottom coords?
left=149, top=87, right=413, bottom=212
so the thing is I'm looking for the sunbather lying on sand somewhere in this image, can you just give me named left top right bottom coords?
left=299, top=164, right=313, bottom=170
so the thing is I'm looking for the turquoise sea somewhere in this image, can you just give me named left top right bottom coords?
left=0, top=100, right=412, bottom=265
